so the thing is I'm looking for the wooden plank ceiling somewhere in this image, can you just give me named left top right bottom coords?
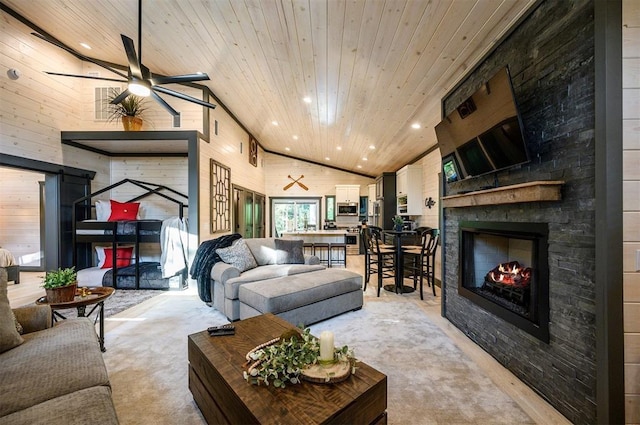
left=3, top=0, right=536, bottom=177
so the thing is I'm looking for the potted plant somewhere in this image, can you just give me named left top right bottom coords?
left=392, top=215, right=404, bottom=231
left=43, top=267, right=78, bottom=303
left=107, top=89, right=147, bottom=131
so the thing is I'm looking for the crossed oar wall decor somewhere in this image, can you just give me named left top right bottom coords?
left=283, top=175, right=308, bottom=191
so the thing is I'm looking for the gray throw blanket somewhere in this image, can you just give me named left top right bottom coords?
left=190, top=233, right=242, bottom=303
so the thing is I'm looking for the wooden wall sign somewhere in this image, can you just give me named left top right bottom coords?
left=249, top=137, right=258, bottom=167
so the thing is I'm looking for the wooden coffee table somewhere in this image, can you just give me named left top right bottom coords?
left=188, top=313, right=387, bottom=424
left=36, top=286, right=115, bottom=352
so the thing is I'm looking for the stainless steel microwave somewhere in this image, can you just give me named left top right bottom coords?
left=337, top=203, right=358, bottom=216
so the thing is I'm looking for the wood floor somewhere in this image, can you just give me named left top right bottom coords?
left=6, top=256, right=569, bottom=424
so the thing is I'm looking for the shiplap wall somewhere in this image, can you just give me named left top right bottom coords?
left=262, top=153, right=374, bottom=230
left=198, top=102, right=266, bottom=240
left=623, top=0, right=640, bottom=422
left=415, top=150, right=442, bottom=282
left=0, top=168, right=43, bottom=267
left=1, top=11, right=109, bottom=173
left=0, top=9, right=110, bottom=263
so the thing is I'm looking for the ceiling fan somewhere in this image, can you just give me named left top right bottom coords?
left=31, top=0, right=216, bottom=117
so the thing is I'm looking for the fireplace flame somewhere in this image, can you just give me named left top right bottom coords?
left=486, top=261, right=531, bottom=288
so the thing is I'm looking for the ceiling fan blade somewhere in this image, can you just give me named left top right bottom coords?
left=121, top=34, right=143, bottom=79
left=152, top=86, right=217, bottom=110
left=44, top=72, right=126, bottom=83
left=110, top=89, right=131, bottom=105
left=151, top=74, right=210, bottom=85
left=151, top=92, right=179, bottom=117
left=31, top=32, right=129, bottom=80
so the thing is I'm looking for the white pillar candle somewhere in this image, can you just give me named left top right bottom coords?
left=319, top=331, right=334, bottom=362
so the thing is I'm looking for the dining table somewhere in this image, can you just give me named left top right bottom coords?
left=383, top=229, right=417, bottom=294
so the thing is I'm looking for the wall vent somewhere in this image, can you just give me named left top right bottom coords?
left=94, top=86, right=121, bottom=121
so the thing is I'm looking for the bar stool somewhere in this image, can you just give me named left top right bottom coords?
left=313, top=242, right=330, bottom=267
left=329, top=242, right=347, bottom=268
left=302, top=242, right=314, bottom=256
left=362, top=227, right=396, bottom=296
left=404, top=228, right=439, bottom=299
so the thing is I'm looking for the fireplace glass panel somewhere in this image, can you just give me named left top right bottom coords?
left=459, top=221, right=549, bottom=343
left=465, top=234, right=535, bottom=321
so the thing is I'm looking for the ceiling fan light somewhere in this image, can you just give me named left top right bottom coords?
left=128, top=81, right=150, bottom=97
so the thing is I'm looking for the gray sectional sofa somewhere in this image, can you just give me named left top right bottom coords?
left=0, top=270, right=119, bottom=425
left=210, top=238, right=363, bottom=325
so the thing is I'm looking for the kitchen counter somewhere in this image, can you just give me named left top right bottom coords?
left=281, top=230, right=348, bottom=236
left=282, top=230, right=360, bottom=256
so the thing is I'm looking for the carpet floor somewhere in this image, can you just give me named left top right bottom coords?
left=42, top=289, right=165, bottom=319
left=101, top=284, right=552, bottom=424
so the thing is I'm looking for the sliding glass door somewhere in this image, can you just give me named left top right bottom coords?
left=233, top=186, right=266, bottom=238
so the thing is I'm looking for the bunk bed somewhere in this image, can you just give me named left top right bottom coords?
left=73, top=179, right=189, bottom=290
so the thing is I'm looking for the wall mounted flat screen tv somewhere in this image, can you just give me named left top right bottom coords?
left=435, top=66, right=529, bottom=181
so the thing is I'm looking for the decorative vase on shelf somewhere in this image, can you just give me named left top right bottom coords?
left=121, top=116, right=143, bottom=131
left=394, top=224, right=402, bottom=231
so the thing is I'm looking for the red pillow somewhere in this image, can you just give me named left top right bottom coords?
left=101, top=246, right=134, bottom=269
left=108, top=200, right=140, bottom=221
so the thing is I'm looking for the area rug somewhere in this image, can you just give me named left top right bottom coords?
left=47, top=289, right=164, bottom=319
left=101, top=288, right=535, bottom=425
left=309, top=301, right=534, bottom=425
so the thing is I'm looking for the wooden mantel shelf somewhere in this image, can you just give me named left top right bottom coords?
left=441, top=180, right=565, bottom=208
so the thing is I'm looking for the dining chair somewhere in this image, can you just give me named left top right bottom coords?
left=361, top=227, right=396, bottom=297
left=404, top=228, right=439, bottom=299
left=403, top=226, right=431, bottom=250
left=368, top=225, right=395, bottom=250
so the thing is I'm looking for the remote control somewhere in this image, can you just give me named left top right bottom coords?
left=208, top=324, right=235, bottom=336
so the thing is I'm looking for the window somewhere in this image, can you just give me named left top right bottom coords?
left=325, top=195, right=336, bottom=221
left=271, top=198, right=321, bottom=237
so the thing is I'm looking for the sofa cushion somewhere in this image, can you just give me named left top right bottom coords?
left=0, top=318, right=110, bottom=417
left=274, top=239, right=305, bottom=264
left=0, top=385, right=118, bottom=425
left=216, top=239, right=258, bottom=272
left=0, top=269, right=24, bottom=354
left=238, top=269, right=363, bottom=314
left=243, top=238, right=277, bottom=266
left=224, top=264, right=326, bottom=300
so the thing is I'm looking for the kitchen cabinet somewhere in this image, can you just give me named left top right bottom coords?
left=335, top=185, right=360, bottom=204
left=396, top=164, right=422, bottom=215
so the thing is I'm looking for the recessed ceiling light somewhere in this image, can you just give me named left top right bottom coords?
left=325, top=157, right=330, bottom=161
left=357, top=165, right=362, bottom=169
left=362, top=157, right=368, bottom=161
left=285, top=147, right=291, bottom=151
left=272, top=120, right=279, bottom=126
left=369, top=145, right=376, bottom=150
left=79, top=42, right=91, bottom=50
left=411, top=123, right=421, bottom=129
left=303, top=96, right=312, bottom=103
left=336, top=146, right=342, bottom=151
left=292, top=135, right=299, bottom=140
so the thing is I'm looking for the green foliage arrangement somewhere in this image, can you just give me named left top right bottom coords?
left=42, top=267, right=77, bottom=289
left=243, top=328, right=356, bottom=388
left=107, top=89, right=147, bottom=122
left=393, top=215, right=404, bottom=226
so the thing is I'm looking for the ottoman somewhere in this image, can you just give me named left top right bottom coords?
left=238, top=269, right=363, bottom=326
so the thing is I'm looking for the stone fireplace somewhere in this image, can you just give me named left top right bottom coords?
left=458, top=221, right=549, bottom=343
left=437, top=1, right=598, bottom=423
